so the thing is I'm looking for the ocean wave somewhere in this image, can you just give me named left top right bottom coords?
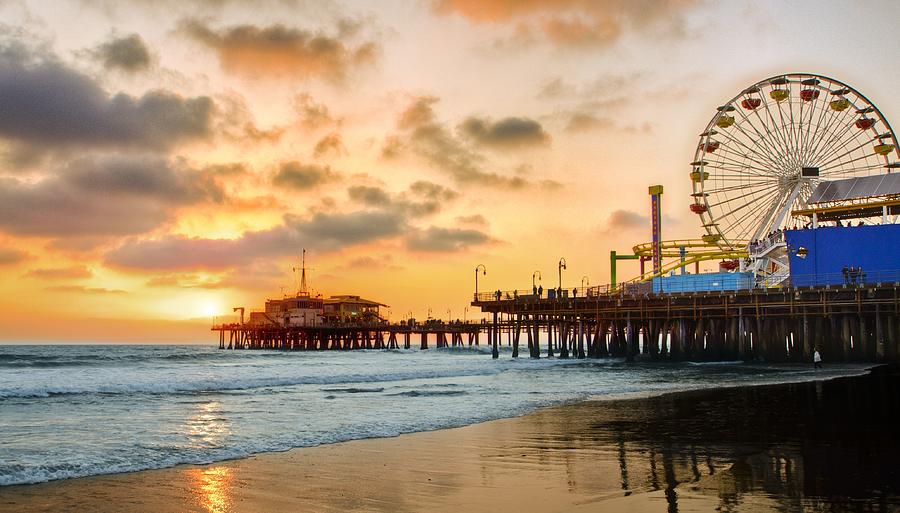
left=0, top=365, right=507, bottom=399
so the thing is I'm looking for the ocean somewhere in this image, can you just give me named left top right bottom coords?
left=0, top=344, right=873, bottom=487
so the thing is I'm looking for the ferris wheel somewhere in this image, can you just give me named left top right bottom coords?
left=690, top=73, right=900, bottom=249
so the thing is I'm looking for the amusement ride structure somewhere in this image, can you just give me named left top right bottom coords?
left=630, top=73, right=900, bottom=287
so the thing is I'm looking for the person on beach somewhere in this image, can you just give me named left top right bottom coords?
left=813, top=348, right=822, bottom=369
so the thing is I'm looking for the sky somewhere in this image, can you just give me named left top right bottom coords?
left=1, top=0, right=899, bottom=342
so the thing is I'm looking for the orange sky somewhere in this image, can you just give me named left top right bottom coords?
left=2, top=0, right=900, bottom=342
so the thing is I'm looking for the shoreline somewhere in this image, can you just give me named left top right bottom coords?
left=3, top=364, right=896, bottom=512
left=0, top=360, right=875, bottom=487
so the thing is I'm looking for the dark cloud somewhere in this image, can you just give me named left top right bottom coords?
left=408, top=180, right=458, bottom=201
left=92, top=33, right=152, bottom=73
left=406, top=226, right=493, bottom=252
left=348, top=185, right=391, bottom=207
left=25, top=266, right=93, bottom=279
left=0, top=156, right=223, bottom=237
left=565, top=112, right=614, bottom=133
left=106, top=179, right=486, bottom=271
left=216, top=93, right=284, bottom=144
left=0, top=44, right=214, bottom=151
left=105, top=209, right=407, bottom=270
left=272, top=161, right=338, bottom=190
left=0, top=248, right=28, bottom=266
left=180, top=19, right=379, bottom=81
left=313, top=132, right=345, bottom=158
left=432, top=0, right=700, bottom=48
left=459, top=116, right=550, bottom=149
left=386, top=96, right=530, bottom=188
left=294, top=93, right=336, bottom=129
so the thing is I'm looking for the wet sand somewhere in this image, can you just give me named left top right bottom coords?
left=2, top=366, right=899, bottom=513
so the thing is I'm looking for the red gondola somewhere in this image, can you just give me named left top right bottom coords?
left=698, top=140, right=720, bottom=153
left=719, top=260, right=739, bottom=271
left=799, top=89, right=820, bottom=101
left=689, top=203, right=708, bottom=214
left=856, top=118, right=876, bottom=130
left=741, top=98, right=762, bottom=110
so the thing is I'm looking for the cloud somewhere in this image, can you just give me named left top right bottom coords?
left=106, top=179, right=486, bottom=271
left=0, top=248, right=28, bottom=266
left=313, top=132, right=345, bottom=158
left=105, top=210, right=408, bottom=270
left=432, top=0, right=700, bottom=48
left=0, top=155, right=223, bottom=237
left=407, top=226, right=494, bottom=252
left=348, top=185, right=391, bottom=207
left=456, top=214, right=487, bottom=225
left=385, top=96, right=530, bottom=188
left=25, top=266, right=93, bottom=279
left=45, top=285, right=126, bottom=294
left=605, top=209, right=648, bottom=230
left=564, top=112, right=614, bottom=133
left=216, top=93, right=285, bottom=144
left=408, top=180, right=458, bottom=201
left=180, top=19, right=379, bottom=81
left=293, top=93, right=337, bottom=130
left=146, top=274, right=224, bottom=289
left=341, top=255, right=400, bottom=271
left=272, top=161, right=338, bottom=190
left=0, top=43, right=214, bottom=151
left=91, top=33, right=152, bottom=73
left=459, top=116, right=550, bottom=149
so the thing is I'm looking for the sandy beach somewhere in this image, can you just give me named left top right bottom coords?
left=2, top=365, right=898, bottom=513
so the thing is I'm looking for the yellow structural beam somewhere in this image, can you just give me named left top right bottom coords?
left=625, top=238, right=748, bottom=283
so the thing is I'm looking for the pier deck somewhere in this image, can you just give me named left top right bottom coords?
left=213, top=322, right=492, bottom=351
left=472, top=281, right=900, bottom=362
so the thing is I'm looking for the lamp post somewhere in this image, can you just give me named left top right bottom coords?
left=558, top=258, right=567, bottom=290
left=532, top=270, right=542, bottom=296
left=447, top=308, right=452, bottom=323
left=464, top=306, right=468, bottom=323
left=474, top=264, right=486, bottom=300
left=581, top=276, right=589, bottom=288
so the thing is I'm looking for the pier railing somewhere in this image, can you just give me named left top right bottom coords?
left=474, top=269, right=900, bottom=302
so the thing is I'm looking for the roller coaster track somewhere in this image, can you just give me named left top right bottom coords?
left=628, top=239, right=748, bottom=282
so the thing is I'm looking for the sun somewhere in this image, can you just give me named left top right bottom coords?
left=200, top=302, right=221, bottom=318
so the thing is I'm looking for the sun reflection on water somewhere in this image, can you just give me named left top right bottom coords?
left=187, top=466, right=234, bottom=513
left=186, top=400, right=230, bottom=448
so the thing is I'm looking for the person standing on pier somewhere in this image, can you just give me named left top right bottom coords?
left=813, top=348, right=822, bottom=369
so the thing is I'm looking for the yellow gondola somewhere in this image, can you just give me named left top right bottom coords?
left=770, top=89, right=789, bottom=102
left=690, top=170, right=709, bottom=182
left=874, top=143, right=895, bottom=156
left=830, top=98, right=850, bottom=111
left=716, top=115, right=735, bottom=128
left=701, top=233, right=721, bottom=244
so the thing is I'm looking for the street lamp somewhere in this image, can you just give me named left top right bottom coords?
left=581, top=275, right=589, bottom=288
left=558, top=257, right=567, bottom=290
left=464, top=306, right=468, bottom=323
left=447, top=308, right=452, bottom=323
left=532, top=270, right=542, bottom=295
left=427, top=307, right=432, bottom=319
left=474, top=264, right=486, bottom=299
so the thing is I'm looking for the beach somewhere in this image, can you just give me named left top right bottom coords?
left=3, top=364, right=897, bottom=513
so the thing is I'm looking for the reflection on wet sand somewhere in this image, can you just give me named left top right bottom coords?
left=186, top=467, right=233, bottom=513
left=1, top=367, right=897, bottom=513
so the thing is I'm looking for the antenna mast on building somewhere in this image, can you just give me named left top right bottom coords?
left=293, top=249, right=310, bottom=296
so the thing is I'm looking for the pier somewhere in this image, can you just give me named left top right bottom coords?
left=213, top=321, right=491, bottom=351
left=472, top=277, right=900, bottom=363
